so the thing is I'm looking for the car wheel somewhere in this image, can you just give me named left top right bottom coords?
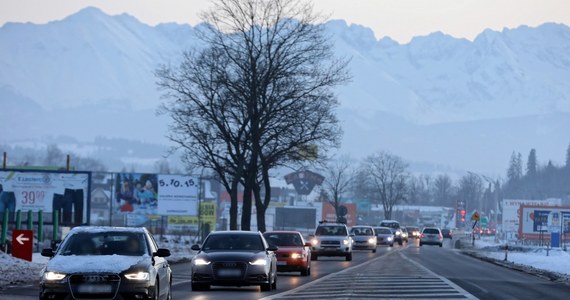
left=312, top=253, right=318, bottom=261
left=151, top=280, right=159, bottom=300
left=390, top=243, right=393, bottom=247
left=439, top=243, right=443, bottom=248
left=191, top=282, right=210, bottom=291
left=372, top=248, right=376, bottom=253
left=301, top=266, right=309, bottom=276
left=271, top=272, right=277, bottom=290
left=419, top=242, right=423, bottom=247
left=398, top=241, right=403, bottom=246
left=260, top=281, right=272, bottom=291
left=345, top=253, right=352, bottom=261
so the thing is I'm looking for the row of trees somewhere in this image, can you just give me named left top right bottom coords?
left=504, top=144, right=570, bottom=200
left=321, top=152, right=500, bottom=220
left=156, top=0, right=349, bottom=232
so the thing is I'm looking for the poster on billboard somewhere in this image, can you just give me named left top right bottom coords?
left=0, top=169, right=90, bottom=225
left=518, top=205, right=570, bottom=239
left=114, top=173, right=199, bottom=217
left=167, top=202, right=216, bottom=231
left=501, top=199, right=561, bottom=232
left=157, top=175, right=198, bottom=215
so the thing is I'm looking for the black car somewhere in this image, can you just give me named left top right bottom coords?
left=40, top=226, right=172, bottom=300
left=441, top=228, right=453, bottom=239
left=190, top=231, right=278, bottom=291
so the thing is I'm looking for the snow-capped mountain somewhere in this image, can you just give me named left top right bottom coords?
left=1, top=7, right=569, bottom=174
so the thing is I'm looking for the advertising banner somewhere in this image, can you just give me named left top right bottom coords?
left=167, top=202, right=216, bottom=231
left=519, top=205, right=570, bottom=239
left=501, top=199, right=561, bottom=232
left=0, top=170, right=90, bottom=224
left=157, top=175, right=198, bottom=215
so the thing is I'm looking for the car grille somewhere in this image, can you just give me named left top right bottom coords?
left=69, top=274, right=120, bottom=299
left=212, top=262, right=247, bottom=280
left=276, top=253, right=290, bottom=258
left=321, top=240, right=340, bottom=246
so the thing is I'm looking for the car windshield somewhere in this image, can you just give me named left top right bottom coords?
left=407, top=227, right=418, bottom=231
left=263, top=233, right=303, bottom=247
left=423, top=228, right=440, bottom=234
left=380, top=222, right=399, bottom=229
left=202, top=234, right=264, bottom=251
left=59, top=232, right=147, bottom=256
left=316, top=226, right=347, bottom=236
left=350, top=227, right=373, bottom=236
left=375, top=228, right=392, bottom=234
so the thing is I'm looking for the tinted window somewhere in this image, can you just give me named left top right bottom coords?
left=60, top=232, right=147, bottom=256
left=375, top=228, right=392, bottom=234
left=423, top=228, right=440, bottom=234
left=379, top=222, right=400, bottom=229
left=202, top=234, right=264, bottom=251
left=263, top=233, right=303, bottom=246
left=316, top=225, right=347, bottom=236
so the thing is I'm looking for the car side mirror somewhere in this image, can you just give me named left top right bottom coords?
left=153, top=248, right=171, bottom=258
left=267, top=245, right=278, bottom=252
left=41, top=248, right=55, bottom=257
left=191, top=244, right=201, bottom=251
left=349, top=233, right=355, bottom=237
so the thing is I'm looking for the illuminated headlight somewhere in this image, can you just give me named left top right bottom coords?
left=395, top=231, right=401, bottom=236
left=368, top=238, right=376, bottom=244
left=44, top=271, right=66, bottom=281
left=193, top=258, right=211, bottom=266
left=291, top=253, right=303, bottom=259
left=387, top=236, right=393, bottom=241
left=124, top=272, right=150, bottom=281
left=249, top=259, right=267, bottom=266
left=311, top=239, right=319, bottom=246
left=343, top=239, right=350, bottom=245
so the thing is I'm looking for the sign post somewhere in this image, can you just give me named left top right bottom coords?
left=12, top=229, right=33, bottom=262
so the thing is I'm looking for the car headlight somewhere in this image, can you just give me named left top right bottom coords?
left=44, top=271, right=66, bottom=281
left=291, top=253, right=304, bottom=259
left=193, top=258, right=211, bottom=266
left=387, top=236, right=393, bottom=241
left=395, top=231, right=401, bottom=236
left=124, top=272, right=150, bottom=281
left=249, top=258, right=267, bottom=266
left=311, top=239, right=319, bottom=246
left=343, top=239, right=350, bottom=245
left=368, top=238, right=376, bottom=244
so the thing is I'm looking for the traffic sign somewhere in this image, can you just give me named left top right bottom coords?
left=481, top=217, right=488, bottom=227
left=471, top=211, right=481, bottom=221
left=12, top=230, right=33, bottom=262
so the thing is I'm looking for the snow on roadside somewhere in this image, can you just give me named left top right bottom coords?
left=468, top=236, right=570, bottom=277
left=0, top=252, right=45, bottom=289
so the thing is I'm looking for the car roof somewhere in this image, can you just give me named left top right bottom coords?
left=263, top=231, right=301, bottom=234
left=351, top=225, right=373, bottom=228
left=209, top=230, right=260, bottom=235
left=380, top=220, right=399, bottom=223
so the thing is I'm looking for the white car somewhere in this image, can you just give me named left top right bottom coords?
left=419, top=227, right=444, bottom=247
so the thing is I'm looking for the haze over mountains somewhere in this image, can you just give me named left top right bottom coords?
left=1, top=7, right=569, bottom=175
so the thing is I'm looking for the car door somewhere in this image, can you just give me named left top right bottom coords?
left=146, top=232, right=170, bottom=297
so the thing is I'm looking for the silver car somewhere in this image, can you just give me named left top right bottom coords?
left=419, top=227, right=443, bottom=247
left=374, top=227, right=394, bottom=247
left=349, top=226, right=377, bottom=253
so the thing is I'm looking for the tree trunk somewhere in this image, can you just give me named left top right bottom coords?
left=230, top=179, right=239, bottom=230
left=254, top=184, right=266, bottom=233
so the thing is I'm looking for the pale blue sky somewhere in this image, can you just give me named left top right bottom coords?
left=1, top=0, right=569, bottom=43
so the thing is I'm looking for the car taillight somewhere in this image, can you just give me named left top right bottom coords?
left=420, top=234, right=425, bottom=238
left=438, top=235, right=443, bottom=239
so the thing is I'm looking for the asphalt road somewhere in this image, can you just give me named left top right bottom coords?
left=171, top=245, right=400, bottom=300
left=404, top=239, right=570, bottom=300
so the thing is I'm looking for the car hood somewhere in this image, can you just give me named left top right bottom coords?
left=198, top=251, right=264, bottom=262
left=274, top=246, right=303, bottom=253
left=47, top=255, right=149, bottom=274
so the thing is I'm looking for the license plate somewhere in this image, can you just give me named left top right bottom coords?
left=77, top=284, right=112, bottom=294
left=217, top=269, right=241, bottom=277
left=277, top=261, right=287, bottom=265
left=428, top=235, right=435, bottom=238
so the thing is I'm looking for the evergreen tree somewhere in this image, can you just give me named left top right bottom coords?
left=507, top=151, right=520, bottom=182
left=526, top=149, right=537, bottom=177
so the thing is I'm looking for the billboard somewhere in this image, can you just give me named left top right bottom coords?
left=322, top=202, right=357, bottom=227
left=275, top=207, right=317, bottom=229
left=167, top=202, right=217, bottom=232
left=518, top=205, right=570, bottom=239
left=501, top=199, right=561, bottom=232
left=114, top=173, right=198, bottom=216
left=0, top=169, right=91, bottom=225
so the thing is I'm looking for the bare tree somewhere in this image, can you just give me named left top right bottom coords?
left=44, top=144, right=64, bottom=167
left=321, top=155, right=354, bottom=222
left=157, top=0, right=348, bottom=231
left=457, top=173, right=483, bottom=212
left=362, top=151, right=409, bottom=220
left=432, top=174, right=454, bottom=207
